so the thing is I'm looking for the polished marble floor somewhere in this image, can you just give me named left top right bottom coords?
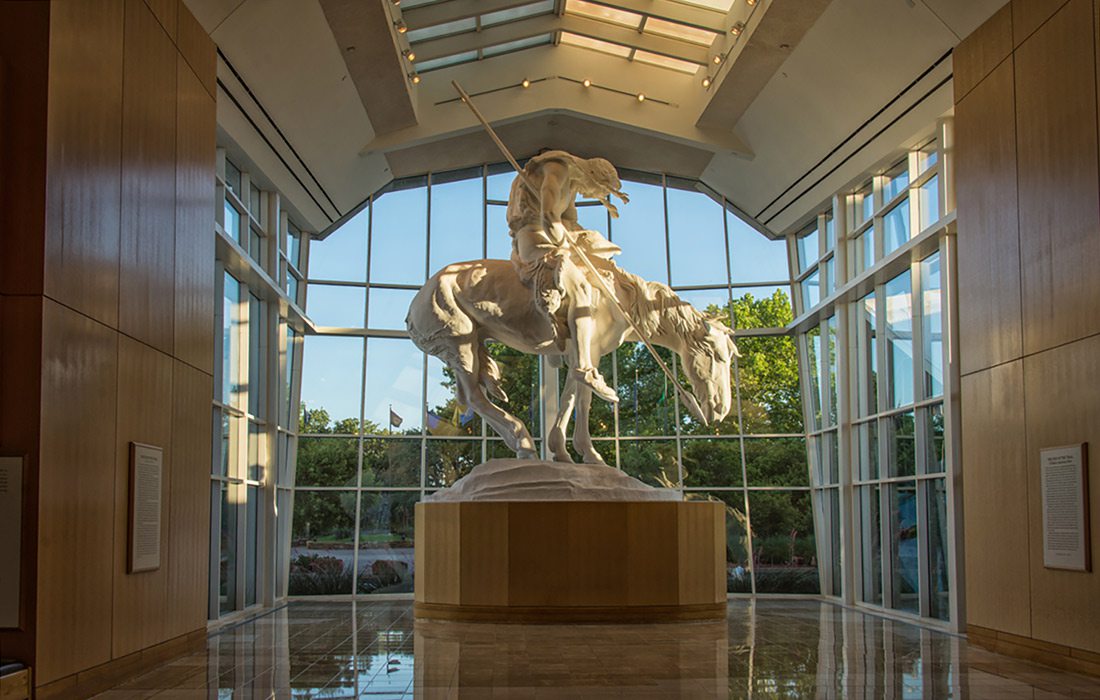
left=93, top=599, right=1100, bottom=698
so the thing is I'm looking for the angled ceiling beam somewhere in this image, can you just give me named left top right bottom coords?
left=319, top=0, right=417, bottom=134
left=403, top=0, right=537, bottom=28
left=696, top=0, right=833, bottom=130
left=583, top=0, right=727, bottom=32
left=414, top=14, right=712, bottom=65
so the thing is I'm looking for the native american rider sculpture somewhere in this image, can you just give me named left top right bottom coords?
left=406, top=151, right=738, bottom=464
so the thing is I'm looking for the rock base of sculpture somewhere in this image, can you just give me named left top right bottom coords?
left=425, top=458, right=681, bottom=502
left=414, top=496, right=726, bottom=623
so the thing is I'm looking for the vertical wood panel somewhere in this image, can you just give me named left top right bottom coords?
left=1023, top=335, right=1100, bottom=654
left=566, top=503, right=628, bottom=605
left=420, top=503, right=459, bottom=605
left=166, top=360, right=211, bottom=639
left=960, top=362, right=1032, bottom=637
left=508, top=503, right=570, bottom=605
left=119, top=0, right=177, bottom=353
left=457, top=502, right=508, bottom=606
left=1014, top=0, right=1100, bottom=355
left=176, top=0, right=216, bottom=98
left=36, top=299, right=118, bottom=684
left=0, top=2, right=49, bottom=297
left=678, top=503, right=718, bottom=605
left=143, top=0, right=177, bottom=39
left=42, top=0, right=124, bottom=326
left=953, top=3, right=1012, bottom=101
left=955, top=58, right=1023, bottom=375
left=626, top=502, right=678, bottom=605
left=1012, top=0, right=1071, bottom=46
left=174, top=55, right=215, bottom=374
left=112, top=336, right=174, bottom=657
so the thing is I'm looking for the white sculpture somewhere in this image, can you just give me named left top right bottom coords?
left=406, top=149, right=738, bottom=464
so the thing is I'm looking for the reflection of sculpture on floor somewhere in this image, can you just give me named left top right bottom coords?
left=406, top=148, right=738, bottom=463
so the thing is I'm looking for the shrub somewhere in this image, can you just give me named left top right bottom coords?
left=288, top=554, right=353, bottom=595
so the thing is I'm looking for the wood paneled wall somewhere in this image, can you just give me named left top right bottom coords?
left=954, top=0, right=1100, bottom=668
left=0, top=0, right=216, bottom=693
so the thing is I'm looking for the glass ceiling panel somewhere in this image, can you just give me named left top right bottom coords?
left=416, top=50, right=479, bottom=72
left=407, top=17, right=477, bottom=43
left=644, top=16, right=719, bottom=46
left=634, top=50, right=700, bottom=73
left=482, top=34, right=553, bottom=57
left=560, top=31, right=633, bottom=57
left=400, top=0, right=445, bottom=8
left=482, top=0, right=555, bottom=27
left=565, top=0, right=643, bottom=29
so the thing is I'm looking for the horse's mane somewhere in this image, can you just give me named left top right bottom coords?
left=604, top=261, right=707, bottom=339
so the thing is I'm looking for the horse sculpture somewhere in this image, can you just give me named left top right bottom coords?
left=405, top=236, right=739, bottom=464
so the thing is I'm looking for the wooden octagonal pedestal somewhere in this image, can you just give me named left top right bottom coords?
left=414, top=500, right=726, bottom=623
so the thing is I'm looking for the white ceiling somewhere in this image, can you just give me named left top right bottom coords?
left=187, top=0, right=1008, bottom=237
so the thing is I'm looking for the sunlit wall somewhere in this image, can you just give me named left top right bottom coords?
left=292, top=164, right=816, bottom=597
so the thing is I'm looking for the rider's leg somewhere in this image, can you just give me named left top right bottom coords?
left=561, top=261, right=618, bottom=403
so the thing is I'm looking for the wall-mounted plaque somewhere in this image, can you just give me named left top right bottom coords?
left=129, top=442, right=163, bottom=573
left=0, top=455, right=23, bottom=628
left=1041, top=443, right=1090, bottom=572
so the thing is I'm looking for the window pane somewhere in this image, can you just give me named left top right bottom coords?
left=289, top=491, right=356, bottom=595
left=853, top=226, right=875, bottom=275
left=616, top=343, right=676, bottom=437
left=364, top=338, right=424, bottom=435
left=488, top=343, right=540, bottom=438
left=425, top=355, right=480, bottom=437
left=737, top=335, right=802, bottom=434
left=245, top=483, right=258, bottom=607
left=224, top=159, right=241, bottom=195
left=819, top=430, right=839, bottom=485
left=885, top=272, right=914, bottom=408
left=921, top=252, right=943, bottom=398
left=745, top=437, right=807, bottom=487
left=363, top=438, right=421, bottom=487
left=827, top=488, right=841, bottom=597
left=887, top=411, right=916, bottom=478
left=283, top=325, right=297, bottom=427
left=218, top=483, right=237, bottom=612
left=357, top=491, right=418, bottom=594
left=667, top=187, right=726, bottom=285
left=823, top=212, right=835, bottom=252
left=919, top=174, right=940, bottom=230
left=928, top=478, right=950, bottom=620
left=295, top=436, right=358, bottom=487
left=855, top=293, right=878, bottom=418
left=222, top=273, right=242, bottom=407
left=804, top=327, right=821, bottom=430
left=247, top=294, right=264, bottom=417
left=247, top=421, right=263, bottom=481
left=882, top=161, right=909, bottom=201
left=924, top=404, right=945, bottom=475
left=730, top=287, right=792, bottom=331
left=800, top=270, right=820, bottom=310
left=426, top=439, right=481, bottom=488
left=286, top=274, right=299, bottom=305
left=307, top=284, right=365, bottom=328
left=859, top=484, right=882, bottom=604
left=882, top=199, right=910, bottom=256
left=822, top=257, right=835, bottom=298
left=686, top=492, right=750, bottom=593
left=310, top=208, right=367, bottom=282
left=889, top=481, right=919, bottom=614
left=729, top=213, right=788, bottom=283
left=429, top=177, right=483, bottom=273
left=682, top=439, right=743, bottom=487
left=748, top=490, right=819, bottom=593
left=249, top=183, right=261, bottom=220
left=485, top=169, right=512, bottom=201
left=796, top=226, right=818, bottom=273
left=612, top=179, right=667, bottom=283
left=371, top=185, right=427, bottom=285
left=287, top=221, right=302, bottom=270
left=365, top=287, right=417, bottom=332
left=825, top=315, right=838, bottom=427
left=486, top=203, right=510, bottom=260
left=618, top=440, right=678, bottom=488
left=849, top=182, right=872, bottom=229
left=301, top=336, right=363, bottom=430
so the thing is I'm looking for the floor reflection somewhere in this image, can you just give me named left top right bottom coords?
left=93, top=599, right=1100, bottom=698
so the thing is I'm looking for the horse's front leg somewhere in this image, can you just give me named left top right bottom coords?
left=548, top=372, right=578, bottom=463
left=573, top=385, right=606, bottom=465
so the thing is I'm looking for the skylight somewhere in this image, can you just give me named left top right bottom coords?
left=406, top=18, right=476, bottom=44
left=559, top=31, right=633, bottom=58
left=482, top=34, right=554, bottom=57
left=482, top=0, right=556, bottom=27
left=674, top=0, right=736, bottom=10
left=564, top=0, right=643, bottom=29
left=634, top=50, right=700, bottom=74
left=644, top=16, right=719, bottom=46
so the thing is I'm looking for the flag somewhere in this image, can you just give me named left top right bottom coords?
left=458, top=405, right=475, bottom=426
left=389, top=408, right=403, bottom=428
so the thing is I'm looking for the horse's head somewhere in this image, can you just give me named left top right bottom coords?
left=681, top=319, right=740, bottom=425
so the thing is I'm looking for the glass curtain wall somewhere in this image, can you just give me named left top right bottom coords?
left=294, top=165, right=814, bottom=596
left=211, top=151, right=308, bottom=618
left=791, top=128, right=957, bottom=623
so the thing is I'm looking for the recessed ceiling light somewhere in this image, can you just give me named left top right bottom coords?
left=411, top=73, right=420, bottom=84
left=404, top=49, right=416, bottom=61
left=637, top=93, right=646, bottom=102
left=713, top=54, right=722, bottom=64
left=702, top=77, right=712, bottom=88
left=394, top=20, right=407, bottom=33
left=582, top=79, right=592, bottom=87
left=522, top=78, right=531, bottom=88
left=730, top=22, right=744, bottom=36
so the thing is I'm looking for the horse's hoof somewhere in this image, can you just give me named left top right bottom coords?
left=516, top=449, right=538, bottom=460
left=581, top=454, right=606, bottom=466
left=551, top=452, right=575, bottom=464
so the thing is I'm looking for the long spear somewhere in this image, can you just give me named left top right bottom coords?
left=451, top=81, right=709, bottom=425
